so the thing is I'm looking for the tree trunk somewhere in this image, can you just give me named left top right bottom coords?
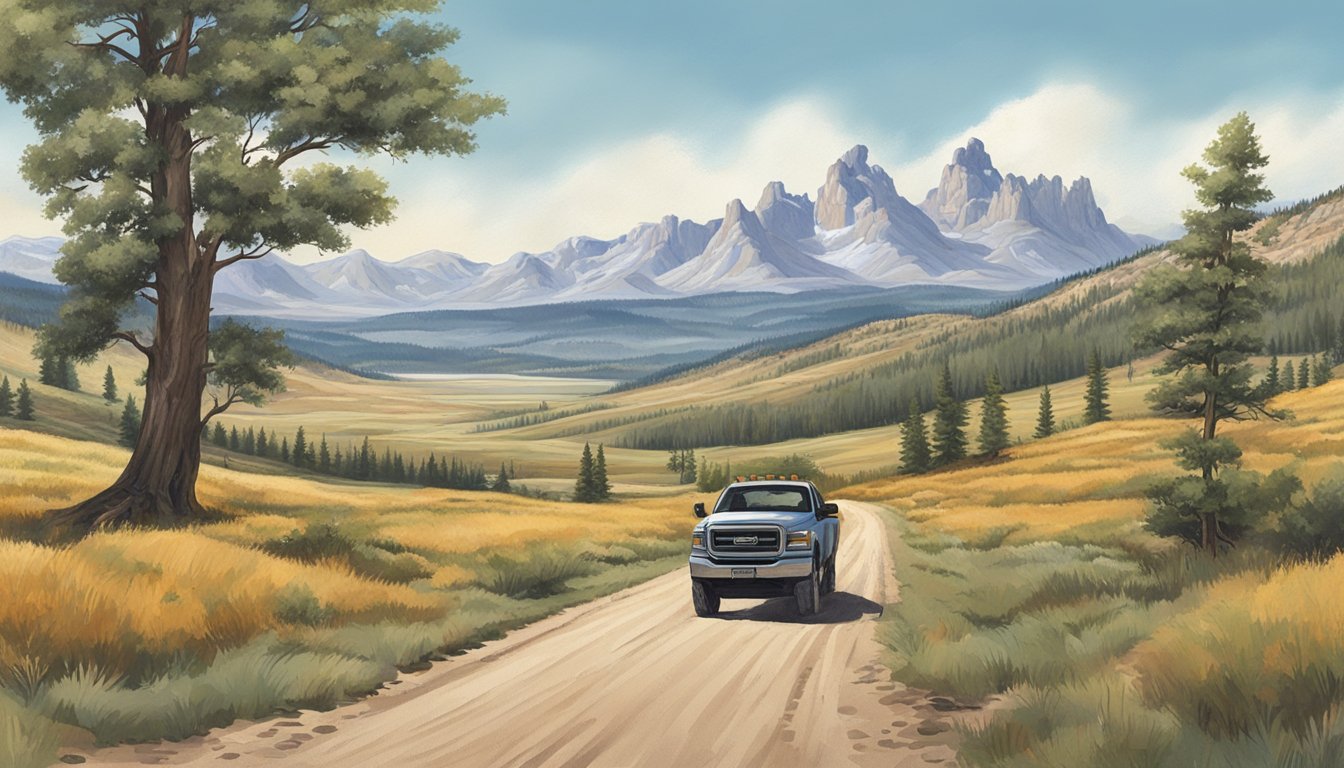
left=49, top=92, right=212, bottom=532
left=1202, top=374, right=1219, bottom=557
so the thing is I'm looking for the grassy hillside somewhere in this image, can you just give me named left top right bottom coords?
left=847, top=376, right=1344, bottom=766
left=0, top=427, right=695, bottom=768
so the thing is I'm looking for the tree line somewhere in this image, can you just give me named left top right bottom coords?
left=206, top=422, right=503, bottom=491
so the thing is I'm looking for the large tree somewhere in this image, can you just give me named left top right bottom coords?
left=0, top=2, right=502, bottom=529
left=932, top=361, right=968, bottom=466
left=977, top=370, right=1009, bottom=458
left=1134, top=112, right=1280, bottom=557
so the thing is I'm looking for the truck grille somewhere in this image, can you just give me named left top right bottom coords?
left=707, top=525, right=784, bottom=558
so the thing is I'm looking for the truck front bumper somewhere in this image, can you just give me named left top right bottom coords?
left=688, top=554, right=812, bottom=580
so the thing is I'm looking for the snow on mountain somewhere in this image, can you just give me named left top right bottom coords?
left=1, top=140, right=1154, bottom=316
left=0, top=236, right=63, bottom=284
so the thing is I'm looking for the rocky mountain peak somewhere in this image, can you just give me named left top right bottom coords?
left=756, top=181, right=815, bottom=240
left=815, top=145, right=907, bottom=230
left=920, top=138, right=1004, bottom=229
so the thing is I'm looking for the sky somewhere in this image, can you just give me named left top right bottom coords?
left=2, top=0, right=1343, bottom=263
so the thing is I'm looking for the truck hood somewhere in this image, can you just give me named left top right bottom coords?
left=703, top=511, right=815, bottom=528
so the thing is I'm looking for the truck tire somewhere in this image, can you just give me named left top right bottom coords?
left=692, top=579, right=720, bottom=617
left=822, top=556, right=837, bottom=595
left=794, top=561, right=821, bottom=616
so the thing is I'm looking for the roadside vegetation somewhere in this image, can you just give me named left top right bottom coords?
left=0, top=428, right=690, bottom=768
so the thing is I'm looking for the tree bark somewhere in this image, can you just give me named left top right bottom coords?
left=49, top=81, right=212, bottom=531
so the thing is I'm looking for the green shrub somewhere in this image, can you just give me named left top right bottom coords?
left=1265, top=469, right=1344, bottom=559
left=274, top=584, right=334, bottom=627
left=474, top=545, right=599, bottom=599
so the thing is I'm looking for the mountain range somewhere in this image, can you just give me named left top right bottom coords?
left=0, top=140, right=1154, bottom=317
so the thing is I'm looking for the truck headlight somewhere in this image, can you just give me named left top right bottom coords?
left=691, top=532, right=705, bottom=550
left=786, top=531, right=812, bottom=550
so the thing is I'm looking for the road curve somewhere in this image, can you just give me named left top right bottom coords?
left=81, top=501, right=959, bottom=767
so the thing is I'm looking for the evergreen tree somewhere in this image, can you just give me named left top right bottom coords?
left=280, top=438, right=290, bottom=464
left=292, top=426, right=308, bottom=468
left=574, top=443, right=596, bottom=502
left=15, top=379, right=35, bottom=421
left=38, top=355, right=57, bottom=386
left=1134, top=113, right=1281, bottom=557
left=0, top=376, right=12, bottom=418
left=256, top=427, right=269, bottom=457
left=932, top=361, right=968, bottom=466
left=102, top=365, right=117, bottom=402
left=594, top=444, right=612, bottom=500
left=1335, top=315, right=1344, bottom=365
left=1298, top=357, right=1311, bottom=390
left=118, top=395, right=140, bottom=445
left=211, top=423, right=227, bottom=447
left=229, top=426, right=241, bottom=452
left=1283, top=358, right=1297, bottom=390
left=319, top=435, right=331, bottom=473
left=60, top=357, right=79, bottom=391
left=1034, top=385, right=1056, bottom=439
left=1264, top=355, right=1281, bottom=396
left=1313, top=353, right=1333, bottom=386
left=898, top=398, right=931, bottom=474
left=977, top=371, right=1010, bottom=458
left=492, top=463, right=511, bottom=493
left=1083, top=350, right=1111, bottom=424
left=243, top=427, right=256, bottom=455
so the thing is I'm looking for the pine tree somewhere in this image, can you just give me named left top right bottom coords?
left=594, top=444, right=612, bottom=500
left=1335, top=315, right=1344, bottom=365
left=60, top=357, right=79, bottom=391
left=243, top=427, right=256, bottom=455
left=1083, top=350, right=1111, bottom=424
left=492, top=463, right=511, bottom=493
left=118, top=395, right=140, bottom=445
left=319, top=435, right=331, bottom=473
left=1264, top=355, right=1281, bottom=396
left=575, top=443, right=596, bottom=502
left=256, top=427, right=269, bottom=457
left=1312, top=353, right=1333, bottom=386
left=102, top=365, right=117, bottom=402
left=0, top=376, right=12, bottom=418
left=211, top=423, right=227, bottom=447
left=292, top=426, right=307, bottom=467
left=1034, top=385, right=1056, bottom=439
left=978, top=371, right=1010, bottom=458
left=15, top=379, right=34, bottom=421
left=932, top=361, right=968, bottom=466
left=280, top=438, right=290, bottom=464
left=38, top=354, right=57, bottom=386
left=1298, top=358, right=1311, bottom=390
left=1283, top=358, right=1297, bottom=391
left=229, top=426, right=241, bottom=452
left=1133, top=113, right=1281, bottom=557
left=898, top=398, right=931, bottom=474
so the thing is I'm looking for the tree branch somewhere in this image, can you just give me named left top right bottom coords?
left=273, top=137, right=335, bottom=167
left=212, top=243, right=273, bottom=272
left=68, top=28, right=139, bottom=65
left=112, top=330, right=152, bottom=357
left=201, top=389, right=245, bottom=426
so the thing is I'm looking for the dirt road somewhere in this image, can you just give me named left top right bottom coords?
left=81, top=501, right=959, bottom=767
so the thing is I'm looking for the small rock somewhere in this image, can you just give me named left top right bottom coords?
left=313, top=725, right=338, bottom=734
left=58, top=757, right=87, bottom=765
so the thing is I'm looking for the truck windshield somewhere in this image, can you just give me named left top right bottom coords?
left=715, top=486, right=812, bottom=513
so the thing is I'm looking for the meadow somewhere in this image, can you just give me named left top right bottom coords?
left=845, top=374, right=1344, bottom=767
left=0, top=428, right=695, bottom=768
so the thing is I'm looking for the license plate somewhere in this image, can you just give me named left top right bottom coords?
left=730, top=568, right=755, bottom=578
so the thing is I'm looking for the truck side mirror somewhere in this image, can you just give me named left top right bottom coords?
left=818, top=502, right=839, bottom=519
left=693, top=502, right=707, bottom=518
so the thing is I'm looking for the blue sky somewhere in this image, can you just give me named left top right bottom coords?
left=2, top=0, right=1342, bottom=262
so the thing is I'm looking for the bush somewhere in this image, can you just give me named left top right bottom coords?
left=263, top=522, right=431, bottom=584
left=274, top=584, right=334, bottom=627
left=474, top=545, right=599, bottom=599
left=1265, top=470, right=1344, bottom=559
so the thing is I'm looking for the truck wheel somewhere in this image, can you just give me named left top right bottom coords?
left=822, top=556, right=837, bottom=595
left=692, top=579, right=720, bottom=617
left=794, top=564, right=821, bottom=616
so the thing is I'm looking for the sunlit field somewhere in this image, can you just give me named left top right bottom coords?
left=847, top=375, right=1344, bottom=766
left=0, top=427, right=695, bottom=767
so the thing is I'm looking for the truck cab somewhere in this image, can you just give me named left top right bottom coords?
left=688, top=478, right=840, bottom=617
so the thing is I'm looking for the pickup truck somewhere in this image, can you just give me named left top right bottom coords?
left=688, top=478, right=840, bottom=617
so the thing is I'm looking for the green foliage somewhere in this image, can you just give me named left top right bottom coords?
left=0, top=376, right=12, bottom=418
left=1034, top=385, right=1055, bottom=439
left=475, top=545, right=600, bottom=599
left=899, top=398, right=932, bottom=474
left=15, top=379, right=34, bottom=421
left=593, top=445, right=611, bottom=500
left=665, top=448, right=697, bottom=485
left=1298, top=357, right=1311, bottom=390
left=977, top=370, right=1010, bottom=457
left=117, top=395, right=140, bottom=446
left=932, top=361, right=968, bottom=466
left=574, top=443, right=597, bottom=502
left=262, top=522, right=431, bottom=585
left=1263, top=355, right=1281, bottom=396
left=1312, top=353, right=1333, bottom=386
left=1264, top=469, right=1344, bottom=559
left=203, top=320, right=295, bottom=423
left=1083, top=350, right=1111, bottom=424
left=1283, top=357, right=1298, bottom=390
left=101, top=364, right=116, bottom=402
left=491, top=463, right=511, bottom=493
